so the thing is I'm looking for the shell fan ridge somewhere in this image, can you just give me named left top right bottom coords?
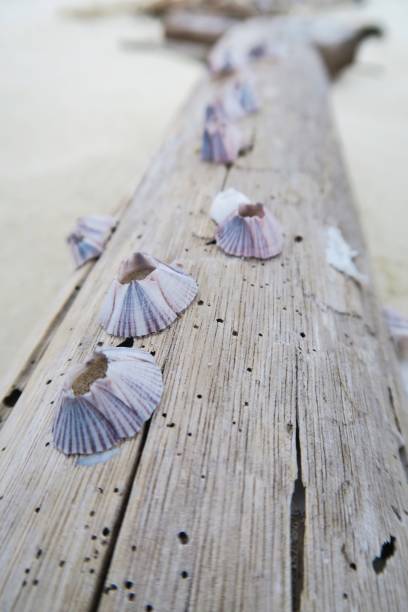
left=67, top=215, right=117, bottom=268
left=216, top=203, right=283, bottom=259
left=201, top=103, right=241, bottom=164
left=52, top=347, right=163, bottom=455
left=100, top=252, right=198, bottom=338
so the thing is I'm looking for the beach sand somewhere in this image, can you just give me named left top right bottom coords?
left=0, top=0, right=407, bottom=377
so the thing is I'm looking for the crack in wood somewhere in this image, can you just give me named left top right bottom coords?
left=89, top=419, right=152, bottom=612
left=302, top=291, right=364, bottom=321
left=290, top=353, right=305, bottom=612
left=372, top=536, right=396, bottom=574
left=0, top=281, right=86, bottom=426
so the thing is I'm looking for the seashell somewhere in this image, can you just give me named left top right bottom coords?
left=248, top=43, right=267, bottom=59
left=222, top=80, right=259, bottom=120
left=76, top=447, right=120, bottom=467
left=216, top=203, right=283, bottom=259
left=100, top=252, right=197, bottom=337
left=326, top=226, right=368, bottom=286
left=67, top=215, right=117, bottom=268
left=201, top=103, right=241, bottom=164
left=384, top=306, right=408, bottom=356
left=53, top=347, right=163, bottom=455
left=208, top=48, right=237, bottom=75
left=210, top=188, right=250, bottom=225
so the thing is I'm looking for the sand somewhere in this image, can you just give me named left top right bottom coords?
left=0, top=0, right=407, bottom=377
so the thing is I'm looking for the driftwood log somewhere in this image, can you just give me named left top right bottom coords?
left=164, top=11, right=382, bottom=79
left=142, top=0, right=345, bottom=19
left=0, top=18, right=407, bottom=612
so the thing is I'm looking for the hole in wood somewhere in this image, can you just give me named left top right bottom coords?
left=117, top=337, right=134, bottom=348
left=2, top=388, right=22, bottom=408
left=178, top=531, right=189, bottom=545
left=372, top=536, right=396, bottom=574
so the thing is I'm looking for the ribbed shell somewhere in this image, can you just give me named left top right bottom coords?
left=201, top=103, right=241, bottom=164
left=67, top=215, right=116, bottom=268
left=216, top=203, right=283, bottom=259
left=210, top=188, right=250, bottom=225
left=223, top=81, right=259, bottom=120
left=384, top=307, right=408, bottom=343
left=53, top=347, right=163, bottom=455
left=100, top=252, right=198, bottom=338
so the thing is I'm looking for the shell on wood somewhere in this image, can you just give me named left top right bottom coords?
left=208, top=47, right=237, bottom=75
left=100, top=252, right=198, bottom=338
left=201, top=103, right=241, bottom=164
left=222, top=80, right=259, bottom=120
left=67, top=215, right=117, bottom=268
left=216, top=203, right=283, bottom=259
left=210, top=188, right=250, bottom=225
left=384, top=306, right=408, bottom=350
left=52, top=347, right=163, bottom=455
left=326, top=226, right=367, bottom=285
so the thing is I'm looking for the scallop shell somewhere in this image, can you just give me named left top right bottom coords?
left=248, top=43, right=267, bottom=59
left=208, top=48, right=237, bottom=75
left=53, top=347, right=163, bottom=455
left=100, top=252, right=198, bottom=337
left=210, top=188, right=250, bottom=225
left=201, top=103, right=241, bottom=164
left=67, top=215, right=117, bottom=268
left=216, top=203, right=283, bottom=259
left=384, top=307, right=408, bottom=348
left=222, top=81, right=259, bottom=120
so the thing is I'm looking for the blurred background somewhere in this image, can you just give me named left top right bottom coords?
left=0, top=0, right=407, bottom=378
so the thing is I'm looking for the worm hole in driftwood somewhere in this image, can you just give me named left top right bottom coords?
left=372, top=537, right=396, bottom=574
left=2, top=388, right=22, bottom=408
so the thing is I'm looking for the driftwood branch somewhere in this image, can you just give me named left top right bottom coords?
left=0, top=18, right=405, bottom=612
left=207, top=14, right=383, bottom=76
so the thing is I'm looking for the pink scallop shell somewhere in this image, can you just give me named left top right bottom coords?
left=52, top=347, right=163, bottom=455
left=201, top=102, right=241, bottom=164
left=67, top=215, right=117, bottom=268
left=100, top=252, right=198, bottom=338
left=215, top=203, right=283, bottom=259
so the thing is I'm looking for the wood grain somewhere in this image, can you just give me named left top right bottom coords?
left=100, top=45, right=407, bottom=612
left=0, top=33, right=406, bottom=612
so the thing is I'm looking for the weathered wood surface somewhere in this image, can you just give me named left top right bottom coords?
left=164, top=10, right=239, bottom=44
left=141, top=0, right=346, bottom=19
left=164, top=11, right=382, bottom=78
left=0, top=199, right=129, bottom=429
left=0, top=31, right=407, bottom=612
left=208, top=14, right=383, bottom=77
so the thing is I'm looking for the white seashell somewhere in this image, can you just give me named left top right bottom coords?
left=67, top=215, right=117, bottom=268
left=53, top=347, right=163, bottom=455
left=216, top=203, right=283, bottom=259
left=100, top=252, right=198, bottom=337
left=222, top=80, right=259, bottom=120
left=326, top=226, right=368, bottom=286
left=210, top=188, right=250, bottom=224
left=76, top=447, right=120, bottom=466
left=201, top=103, right=241, bottom=164
left=384, top=307, right=408, bottom=341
